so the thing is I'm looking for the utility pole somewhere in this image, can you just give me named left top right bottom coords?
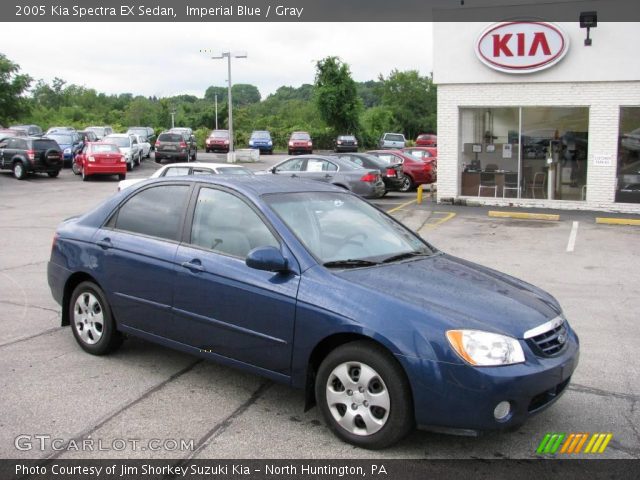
left=215, top=94, right=218, bottom=130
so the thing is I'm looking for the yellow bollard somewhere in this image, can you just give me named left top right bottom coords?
left=417, top=184, right=424, bottom=204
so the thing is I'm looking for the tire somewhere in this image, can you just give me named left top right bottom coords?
left=72, top=162, right=81, bottom=175
left=155, top=157, right=161, bottom=164
left=13, top=161, right=27, bottom=180
left=288, top=149, right=293, bottom=155
left=69, top=281, right=123, bottom=355
left=81, top=168, right=89, bottom=181
left=191, top=151, right=197, bottom=162
left=47, top=170, right=60, bottom=178
left=135, top=153, right=141, bottom=166
left=315, top=341, right=413, bottom=449
left=398, top=175, right=414, bottom=192
left=118, top=174, right=126, bottom=181
left=126, top=162, right=132, bottom=171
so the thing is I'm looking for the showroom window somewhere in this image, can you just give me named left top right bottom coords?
left=460, top=107, right=589, bottom=200
left=616, top=107, right=640, bottom=203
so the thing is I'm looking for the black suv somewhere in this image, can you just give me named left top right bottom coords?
left=154, top=131, right=197, bottom=164
left=0, top=137, right=63, bottom=180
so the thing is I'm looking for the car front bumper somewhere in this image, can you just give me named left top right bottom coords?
left=398, top=329, right=579, bottom=433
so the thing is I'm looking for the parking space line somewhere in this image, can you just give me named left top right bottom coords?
left=566, top=221, right=579, bottom=252
left=386, top=199, right=417, bottom=214
left=423, top=212, right=457, bottom=229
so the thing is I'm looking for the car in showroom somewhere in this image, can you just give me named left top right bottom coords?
left=0, top=136, right=62, bottom=179
left=330, top=152, right=403, bottom=193
left=205, top=130, right=230, bottom=153
left=248, top=130, right=273, bottom=154
left=103, top=133, right=141, bottom=171
left=367, top=149, right=437, bottom=192
left=334, top=135, right=358, bottom=152
left=117, top=161, right=252, bottom=191
left=288, top=131, right=313, bottom=155
left=263, top=154, right=385, bottom=199
left=72, top=142, right=127, bottom=181
left=47, top=175, right=579, bottom=449
left=155, top=131, right=197, bottom=163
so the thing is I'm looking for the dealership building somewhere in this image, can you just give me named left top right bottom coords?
left=433, top=21, right=640, bottom=212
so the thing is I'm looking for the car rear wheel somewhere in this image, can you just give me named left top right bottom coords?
left=13, top=162, right=27, bottom=180
left=81, top=168, right=89, bottom=181
left=315, top=341, right=413, bottom=449
left=69, top=281, right=123, bottom=355
left=398, top=175, right=414, bottom=192
left=126, top=162, right=132, bottom=171
left=72, top=162, right=81, bottom=175
left=118, top=174, right=126, bottom=181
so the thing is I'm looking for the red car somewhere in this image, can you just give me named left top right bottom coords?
left=288, top=131, right=313, bottom=155
left=403, top=146, right=438, bottom=162
left=205, top=130, right=230, bottom=153
left=415, top=133, right=437, bottom=147
left=367, top=149, right=436, bottom=192
left=73, top=142, right=127, bottom=181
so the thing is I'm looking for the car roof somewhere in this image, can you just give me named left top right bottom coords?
left=105, top=133, right=130, bottom=137
left=163, top=162, right=244, bottom=169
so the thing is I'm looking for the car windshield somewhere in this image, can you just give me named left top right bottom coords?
left=86, top=128, right=105, bottom=135
left=252, top=131, right=271, bottom=139
left=33, top=140, right=59, bottom=150
left=216, top=167, right=252, bottom=175
left=265, top=192, right=433, bottom=265
left=106, top=137, right=130, bottom=147
left=339, top=136, right=355, bottom=141
left=211, top=131, right=229, bottom=138
left=128, top=129, right=147, bottom=135
left=47, top=134, right=74, bottom=144
left=292, top=133, right=310, bottom=140
left=92, top=144, right=120, bottom=153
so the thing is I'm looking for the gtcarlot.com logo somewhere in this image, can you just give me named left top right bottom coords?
left=536, top=432, right=613, bottom=455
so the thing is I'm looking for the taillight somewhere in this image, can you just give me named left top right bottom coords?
left=120, top=156, right=126, bottom=163
left=360, top=172, right=378, bottom=183
left=155, top=141, right=161, bottom=147
left=26, top=150, right=35, bottom=161
left=385, top=168, right=397, bottom=177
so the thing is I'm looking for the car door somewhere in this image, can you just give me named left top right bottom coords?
left=172, top=186, right=299, bottom=375
left=301, top=157, right=338, bottom=183
left=95, top=183, right=192, bottom=338
left=272, top=157, right=307, bottom=177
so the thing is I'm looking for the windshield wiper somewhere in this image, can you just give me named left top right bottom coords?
left=381, top=251, right=431, bottom=264
left=323, top=259, right=380, bottom=269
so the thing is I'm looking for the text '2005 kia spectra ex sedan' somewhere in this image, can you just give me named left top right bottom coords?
left=47, top=176, right=579, bottom=449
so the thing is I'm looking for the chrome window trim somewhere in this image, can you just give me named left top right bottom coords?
left=523, top=315, right=565, bottom=339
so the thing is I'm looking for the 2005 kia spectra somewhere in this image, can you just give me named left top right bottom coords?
left=48, top=176, right=579, bottom=449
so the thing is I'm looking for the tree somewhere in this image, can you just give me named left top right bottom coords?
left=314, top=56, right=361, bottom=134
left=377, top=70, right=437, bottom=139
left=0, top=53, right=32, bottom=125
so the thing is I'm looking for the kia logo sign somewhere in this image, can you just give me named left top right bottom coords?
left=476, top=22, right=569, bottom=73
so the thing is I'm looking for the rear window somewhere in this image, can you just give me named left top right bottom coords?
left=216, top=167, right=252, bottom=175
left=384, top=134, right=405, bottom=142
left=91, top=144, right=120, bottom=153
left=33, top=140, right=60, bottom=150
left=105, top=136, right=130, bottom=147
left=158, top=133, right=184, bottom=142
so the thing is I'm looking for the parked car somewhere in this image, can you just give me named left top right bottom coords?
left=103, top=134, right=141, bottom=171
left=248, top=130, right=273, bottom=154
left=415, top=133, right=438, bottom=147
left=378, top=132, right=406, bottom=149
left=263, top=154, right=385, bottom=199
left=367, top=150, right=437, bottom=192
left=154, top=131, right=197, bottom=164
left=77, top=130, right=99, bottom=143
left=132, top=134, right=151, bottom=158
left=330, top=152, right=403, bottom=193
left=403, top=146, right=438, bottom=162
left=0, top=128, right=27, bottom=142
left=334, top=135, right=358, bottom=153
left=72, top=142, right=126, bottom=181
left=0, top=136, right=62, bottom=179
left=288, top=131, right=313, bottom=155
left=10, top=124, right=43, bottom=137
left=46, top=126, right=76, bottom=135
left=127, top=127, right=156, bottom=148
left=46, top=131, right=83, bottom=166
left=117, top=161, right=252, bottom=191
left=84, top=126, right=113, bottom=140
left=48, top=175, right=579, bottom=449
left=205, top=130, right=230, bottom=153
left=169, top=127, right=193, bottom=138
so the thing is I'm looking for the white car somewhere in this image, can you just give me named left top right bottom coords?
left=117, top=162, right=253, bottom=191
left=133, top=134, right=151, bottom=158
left=103, top=134, right=141, bottom=171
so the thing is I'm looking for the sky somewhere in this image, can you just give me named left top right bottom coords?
left=1, top=22, right=433, bottom=100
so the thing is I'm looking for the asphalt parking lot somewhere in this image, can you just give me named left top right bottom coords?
left=1, top=152, right=639, bottom=460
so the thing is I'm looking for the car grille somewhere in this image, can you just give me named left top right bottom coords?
left=524, top=316, right=568, bottom=357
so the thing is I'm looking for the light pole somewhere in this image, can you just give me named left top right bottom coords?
left=201, top=50, right=247, bottom=153
left=214, top=94, right=218, bottom=130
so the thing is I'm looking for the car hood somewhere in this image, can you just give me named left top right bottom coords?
left=333, top=253, right=562, bottom=338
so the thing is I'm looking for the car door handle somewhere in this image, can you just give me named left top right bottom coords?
left=290, top=173, right=299, bottom=178
left=324, top=174, right=332, bottom=179
left=181, top=260, right=205, bottom=273
left=96, top=238, right=113, bottom=249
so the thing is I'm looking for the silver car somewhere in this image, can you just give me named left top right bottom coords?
left=103, top=134, right=141, bottom=171
left=379, top=132, right=406, bottom=149
left=263, top=154, right=386, bottom=199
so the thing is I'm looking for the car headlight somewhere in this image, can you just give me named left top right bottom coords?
left=446, top=330, right=525, bottom=366
left=268, top=141, right=272, bottom=146
left=249, top=140, right=254, bottom=146
left=64, top=148, right=71, bottom=154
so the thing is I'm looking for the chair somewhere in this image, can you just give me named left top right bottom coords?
left=484, top=163, right=499, bottom=172
left=503, top=173, right=520, bottom=198
left=478, top=172, right=497, bottom=197
left=526, top=172, right=546, bottom=199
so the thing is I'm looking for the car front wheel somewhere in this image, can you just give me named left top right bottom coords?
left=398, top=175, right=414, bottom=192
left=315, top=341, right=413, bottom=449
left=13, top=162, right=27, bottom=180
left=69, top=281, right=122, bottom=355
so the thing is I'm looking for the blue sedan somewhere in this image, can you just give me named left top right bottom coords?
left=47, top=176, right=579, bottom=449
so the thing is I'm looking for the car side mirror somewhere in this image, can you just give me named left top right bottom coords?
left=246, top=246, right=288, bottom=273
left=270, top=166, right=277, bottom=173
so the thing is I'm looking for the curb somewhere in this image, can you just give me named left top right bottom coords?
left=488, top=211, right=560, bottom=221
left=595, top=217, right=640, bottom=226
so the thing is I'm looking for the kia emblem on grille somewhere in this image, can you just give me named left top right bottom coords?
left=557, top=332, right=566, bottom=344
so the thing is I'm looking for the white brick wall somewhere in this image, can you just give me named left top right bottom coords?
left=436, top=81, right=640, bottom=213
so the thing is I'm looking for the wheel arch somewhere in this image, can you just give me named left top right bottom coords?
left=61, top=272, right=102, bottom=327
